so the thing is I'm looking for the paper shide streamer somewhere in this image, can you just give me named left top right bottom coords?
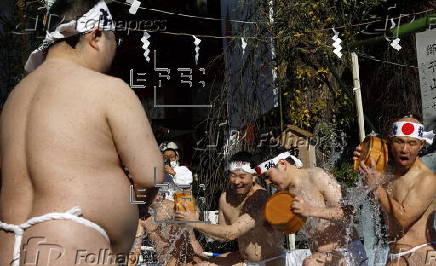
left=331, top=28, right=342, bottom=58
left=128, top=0, right=141, bottom=15
left=390, top=38, right=402, bottom=51
left=241, top=37, right=247, bottom=56
left=141, top=31, right=151, bottom=62
left=193, top=35, right=201, bottom=65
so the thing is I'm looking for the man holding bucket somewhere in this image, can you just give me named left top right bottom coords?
left=254, top=148, right=368, bottom=265
left=354, top=117, right=436, bottom=265
left=176, top=151, right=286, bottom=265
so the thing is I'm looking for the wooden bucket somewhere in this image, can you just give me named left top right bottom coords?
left=174, top=190, right=196, bottom=212
left=264, top=191, right=305, bottom=234
left=353, top=136, right=388, bottom=173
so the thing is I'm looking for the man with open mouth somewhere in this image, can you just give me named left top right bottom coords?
left=355, top=116, right=436, bottom=266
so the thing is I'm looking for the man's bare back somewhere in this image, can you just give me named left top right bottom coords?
left=0, top=58, right=162, bottom=265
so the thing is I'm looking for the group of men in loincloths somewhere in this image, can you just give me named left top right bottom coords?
left=0, top=0, right=434, bottom=265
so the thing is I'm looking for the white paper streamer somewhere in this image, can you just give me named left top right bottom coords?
left=45, top=0, right=55, bottom=9
left=129, top=0, right=141, bottom=15
left=389, top=18, right=396, bottom=30
left=193, top=35, right=201, bottom=65
left=391, top=38, right=402, bottom=51
left=141, top=31, right=151, bottom=62
left=241, top=37, right=247, bottom=56
left=332, top=28, right=342, bottom=58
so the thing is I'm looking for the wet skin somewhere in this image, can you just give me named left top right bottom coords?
left=354, top=118, right=436, bottom=265
left=0, top=30, right=163, bottom=266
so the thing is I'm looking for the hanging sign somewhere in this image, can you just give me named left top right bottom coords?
left=416, top=29, right=436, bottom=131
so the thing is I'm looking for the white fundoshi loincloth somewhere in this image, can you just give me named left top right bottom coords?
left=0, top=206, right=110, bottom=266
left=388, top=242, right=436, bottom=261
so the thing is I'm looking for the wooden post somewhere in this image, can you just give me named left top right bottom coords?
left=352, top=52, right=365, bottom=141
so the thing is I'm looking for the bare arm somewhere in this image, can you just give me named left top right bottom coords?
left=190, top=213, right=255, bottom=241
left=194, top=193, right=236, bottom=242
left=176, top=191, right=262, bottom=241
left=201, top=195, right=231, bottom=242
left=373, top=173, right=436, bottom=230
left=105, top=80, right=163, bottom=189
left=317, top=171, right=347, bottom=220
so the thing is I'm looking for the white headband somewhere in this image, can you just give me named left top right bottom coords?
left=255, top=152, right=303, bottom=175
left=227, top=161, right=256, bottom=174
left=392, top=121, right=435, bottom=145
left=25, top=0, right=115, bottom=72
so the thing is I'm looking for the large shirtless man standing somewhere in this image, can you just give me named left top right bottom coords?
left=354, top=117, right=436, bottom=265
left=0, top=0, right=163, bottom=265
left=176, top=151, right=285, bottom=266
left=255, top=148, right=368, bottom=265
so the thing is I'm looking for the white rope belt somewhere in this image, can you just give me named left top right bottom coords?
left=0, top=206, right=110, bottom=266
left=389, top=242, right=436, bottom=260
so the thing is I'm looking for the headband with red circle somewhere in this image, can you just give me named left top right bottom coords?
left=392, top=121, right=435, bottom=145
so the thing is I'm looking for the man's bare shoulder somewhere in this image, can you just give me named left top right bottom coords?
left=80, top=72, right=131, bottom=96
left=82, top=74, right=140, bottom=111
left=219, top=192, right=228, bottom=207
left=307, top=167, right=341, bottom=192
left=416, top=158, right=436, bottom=178
left=416, top=161, right=436, bottom=190
left=308, top=167, right=336, bottom=182
left=242, top=189, right=269, bottom=218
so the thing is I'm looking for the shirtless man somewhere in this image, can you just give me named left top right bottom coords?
left=0, top=0, right=163, bottom=265
left=354, top=117, right=436, bottom=265
left=254, top=149, right=368, bottom=266
left=176, top=151, right=285, bottom=266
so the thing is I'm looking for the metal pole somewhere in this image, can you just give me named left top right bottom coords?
left=351, top=52, right=365, bottom=141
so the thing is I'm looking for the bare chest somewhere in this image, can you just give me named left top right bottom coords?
left=222, top=202, right=244, bottom=224
left=290, top=186, right=325, bottom=207
left=388, top=177, right=416, bottom=203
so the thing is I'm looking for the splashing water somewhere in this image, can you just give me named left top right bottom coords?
left=145, top=200, right=198, bottom=265
left=313, top=123, right=347, bottom=171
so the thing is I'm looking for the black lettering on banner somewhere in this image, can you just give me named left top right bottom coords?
left=428, top=60, right=436, bottom=73
left=99, top=9, right=110, bottom=27
left=431, top=78, right=436, bottom=91
left=265, top=161, right=275, bottom=170
left=418, top=126, right=424, bottom=137
left=427, top=43, right=436, bottom=56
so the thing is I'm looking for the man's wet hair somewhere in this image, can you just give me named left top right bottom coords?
left=252, top=147, right=299, bottom=168
left=48, top=0, right=101, bottom=48
left=230, top=151, right=252, bottom=163
left=229, top=151, right=254, bottom=167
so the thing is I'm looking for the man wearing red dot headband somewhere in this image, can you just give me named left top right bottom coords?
left=354, top=117, right=436, bottom=265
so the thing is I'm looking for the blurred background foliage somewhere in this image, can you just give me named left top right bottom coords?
left=268, top=0, right=435, bottom=184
